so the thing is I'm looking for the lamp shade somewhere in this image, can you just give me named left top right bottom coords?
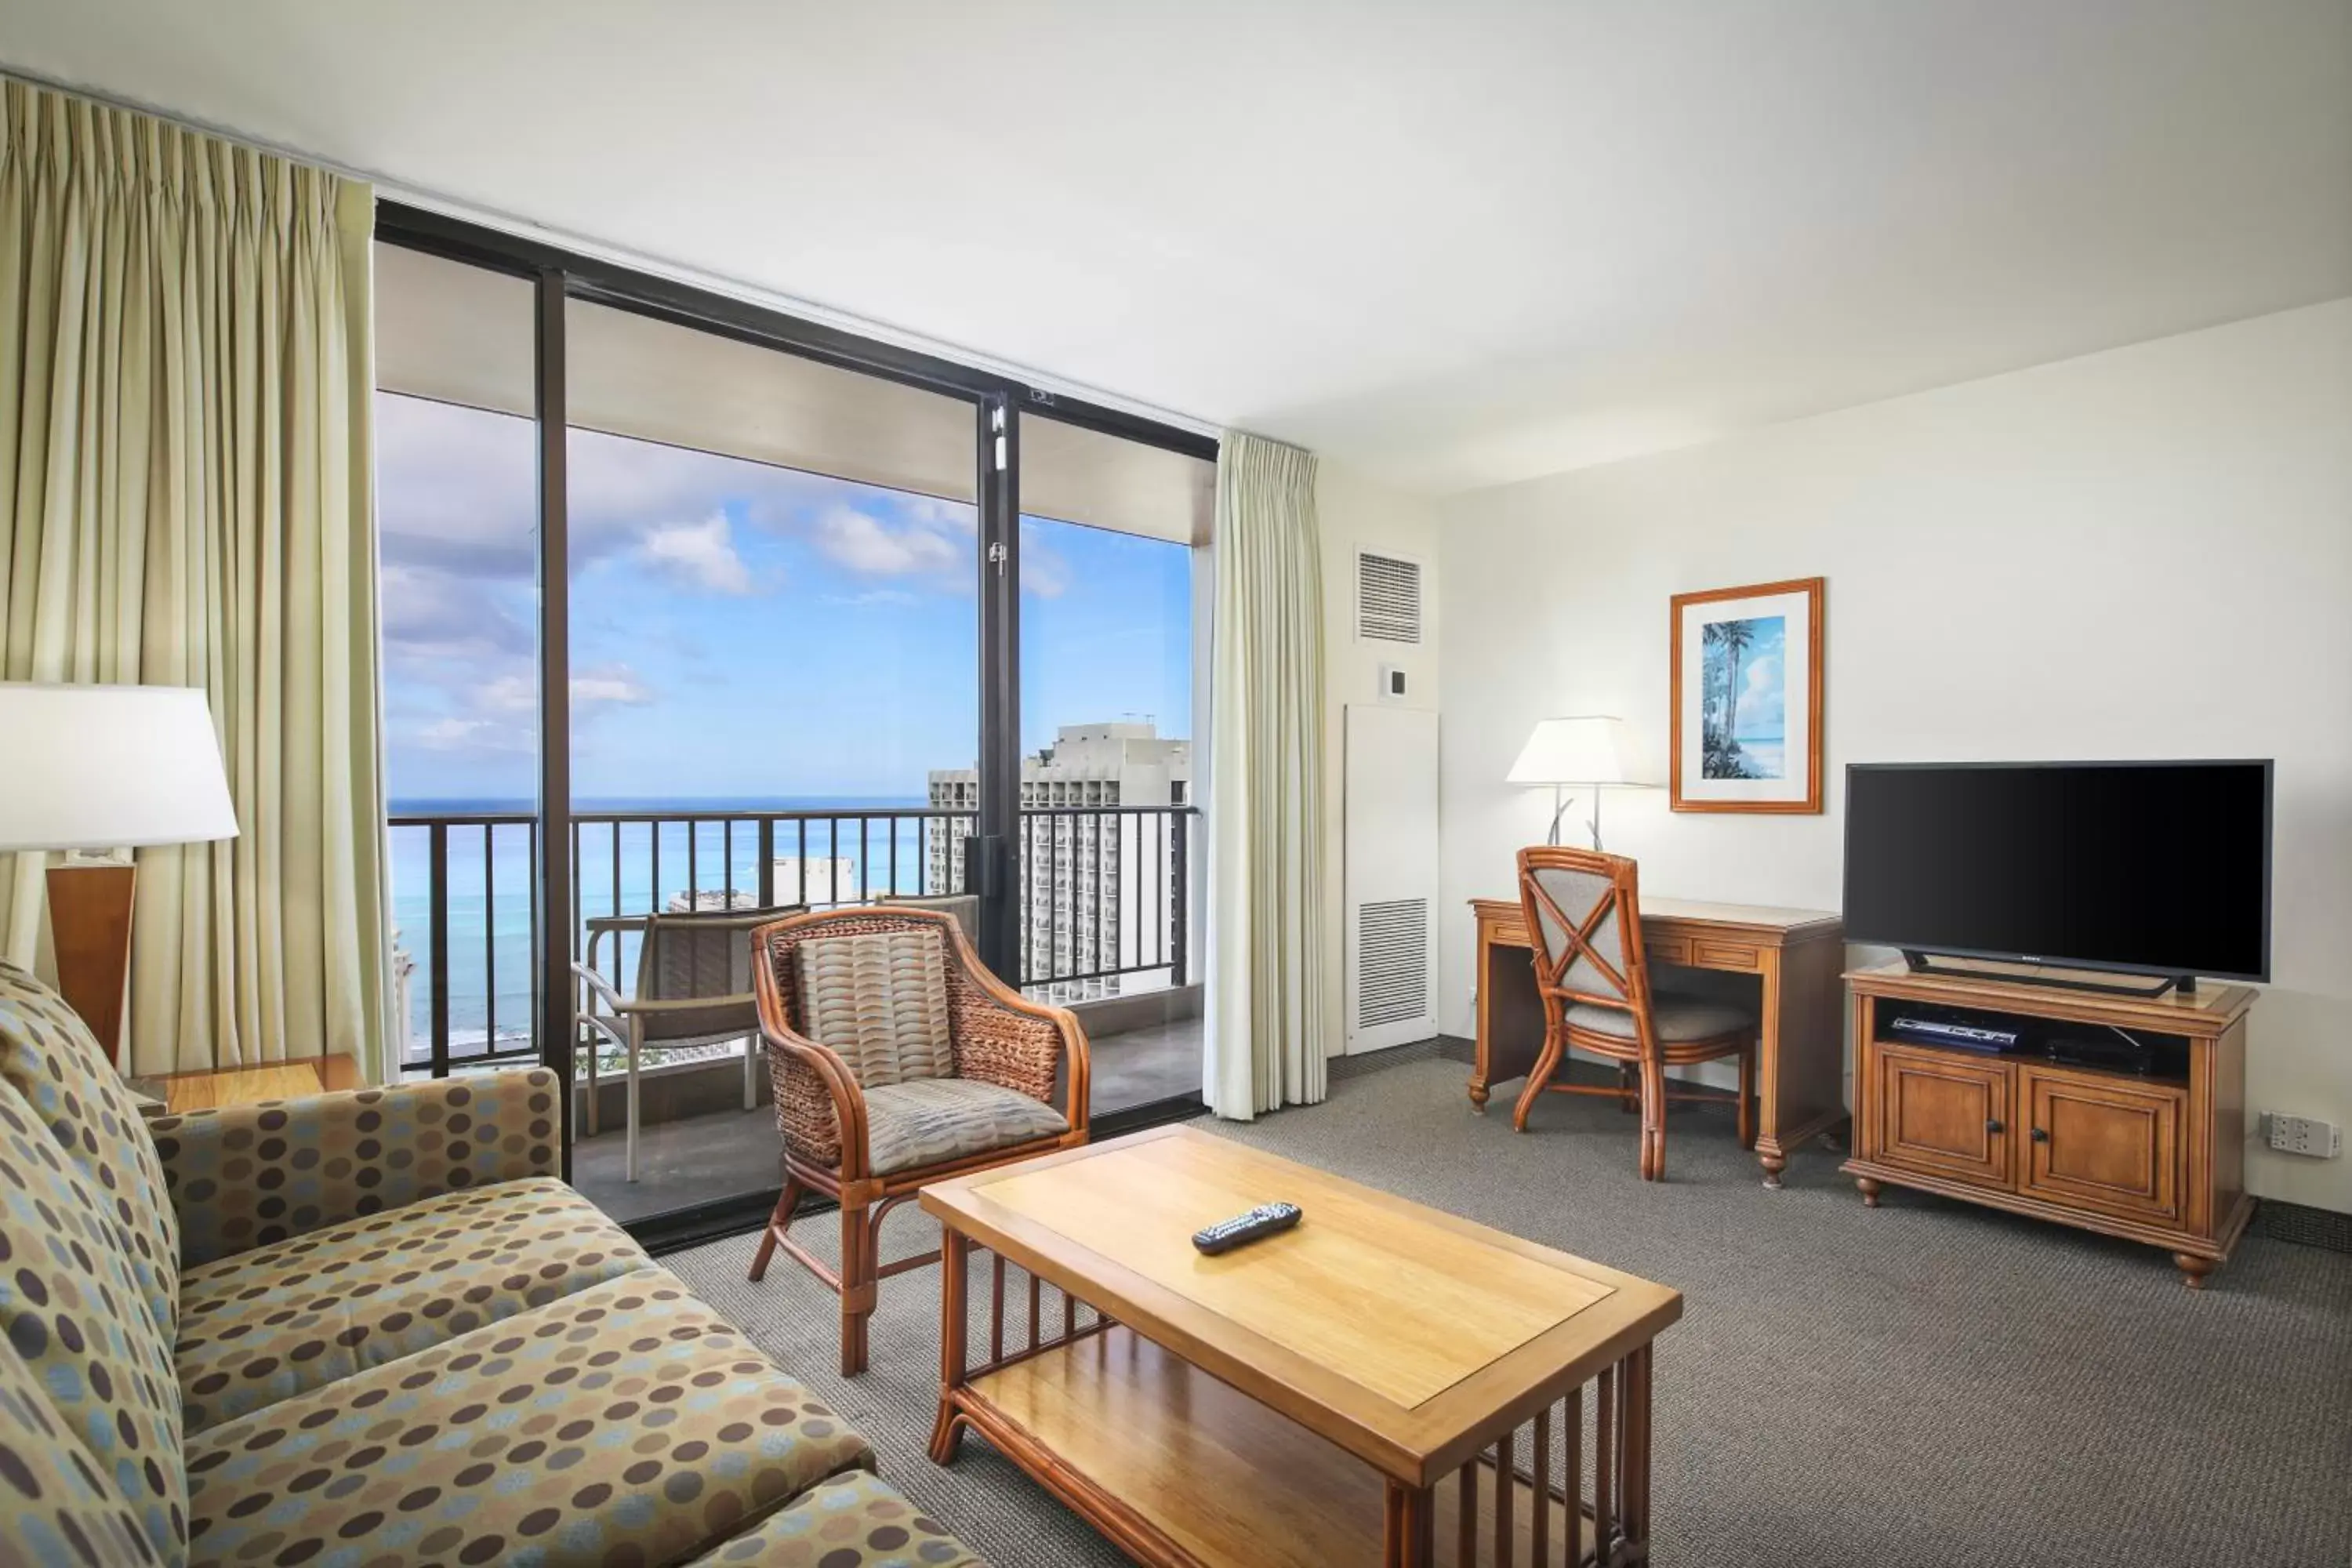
left=1506, top=716, right=1653, bottom=787
left=0, top=684, right=239, bottom=851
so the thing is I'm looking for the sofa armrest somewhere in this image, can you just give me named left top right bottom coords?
left=147, top=1067, right=563, bottom=1266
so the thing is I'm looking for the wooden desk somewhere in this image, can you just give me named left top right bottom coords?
left=924, top=1126, right=1682, bottom=1566
left=1471, top=895, right=1848, bottom=1186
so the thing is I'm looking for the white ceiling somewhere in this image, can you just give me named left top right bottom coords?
left=5, top=2, right=2348, bottom=493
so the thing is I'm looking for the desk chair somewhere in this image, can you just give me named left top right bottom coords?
left=1514, top=846, right=1757, bottom=1179
left=573, top=905, right=803, bottom=1181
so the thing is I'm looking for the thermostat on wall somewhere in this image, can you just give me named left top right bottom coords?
left=1378, top=665, right=1407, bottom=702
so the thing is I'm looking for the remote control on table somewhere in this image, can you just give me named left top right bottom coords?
left=1192, top=1202, right=1302, bottom=1255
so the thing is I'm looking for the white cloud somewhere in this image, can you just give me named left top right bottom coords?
left=572, top=666, right=653, bottom=712
left=415, top=717, right=530, bottom=753
left=639, top=511, right=756, bottom=595
left=1740, top=654, right=1784, bottom=729
left=1018, top=522, right=1073, bottom=600
left=901, top=496, right=978, bottom=534
left=811, top=504, right=966, bottom=578
left=478, top=673, right=538, bottom=713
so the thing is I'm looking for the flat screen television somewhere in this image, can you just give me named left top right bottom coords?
left=1843, top=760, right=2271, bottom=988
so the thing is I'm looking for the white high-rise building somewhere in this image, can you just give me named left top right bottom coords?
left=927, top=722, right=1191, bottom=998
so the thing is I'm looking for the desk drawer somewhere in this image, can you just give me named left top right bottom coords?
left=1693, top=940, right=1762, bottom=971
left=1643, top=935, right=1693, bottom=967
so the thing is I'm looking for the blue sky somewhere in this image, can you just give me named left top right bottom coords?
left=1703, top=612, right=1785, bottom=741
left=379, top=393, right=1192, bottom=803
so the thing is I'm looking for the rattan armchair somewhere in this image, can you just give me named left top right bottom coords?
left=747, top=906, right=1090, bottom=1374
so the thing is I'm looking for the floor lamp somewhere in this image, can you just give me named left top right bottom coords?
left=0, top=684, right=240, bottom=1070
left=1506, top=716, right=1658, bottom=850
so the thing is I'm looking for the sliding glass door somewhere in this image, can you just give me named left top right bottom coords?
left=557, top=297, right=981, bottom=1222
left=1017, top=413, right=1214, bottom=1112
left=373, top=204, right=1216, bottom=1241
left=374, top=244, right=543, bottom=1084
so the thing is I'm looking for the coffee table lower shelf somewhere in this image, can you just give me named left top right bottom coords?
left=935, top=1323, right=1606, bottom=1568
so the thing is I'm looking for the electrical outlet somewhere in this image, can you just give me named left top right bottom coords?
left=2260, top=1112, right=2343, bottom=1159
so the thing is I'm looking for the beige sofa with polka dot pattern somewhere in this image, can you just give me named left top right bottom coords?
left=0, top=959, right=984, bottom=1568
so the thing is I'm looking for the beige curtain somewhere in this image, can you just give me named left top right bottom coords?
left=0, top=78, right=394, bottom=1082
left=1203, top=431, right=1329, bottom=1118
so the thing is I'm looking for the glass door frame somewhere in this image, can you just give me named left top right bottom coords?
left=374, top=200, right=1218, bottom=1247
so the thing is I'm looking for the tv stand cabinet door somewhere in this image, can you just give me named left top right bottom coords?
left=1866, top=1043, right=2013, bottom=1190
left=2019, top=1066, right=2186, bottom=1225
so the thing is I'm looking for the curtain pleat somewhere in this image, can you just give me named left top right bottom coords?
left=0, top=78, right=394, bottom=1082
left=1203, top=431, right=1329, bottom=1118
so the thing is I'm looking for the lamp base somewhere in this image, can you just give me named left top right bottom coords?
left=47, top=861, right=136, bottom=1069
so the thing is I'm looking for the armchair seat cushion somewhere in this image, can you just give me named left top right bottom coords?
left=184, top=1271, right=875, bottom=1568
left=1566, top=993, right=1755, bottom=1044
left=862, top=1078, right=1069, bottom=1177
left=176, top=1177, right=655, bottom=1434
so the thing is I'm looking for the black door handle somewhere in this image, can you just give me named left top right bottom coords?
left=1984, top=1118, right=2003, bottom=1134
left=2031, top=1127, right=2049, bottom=1143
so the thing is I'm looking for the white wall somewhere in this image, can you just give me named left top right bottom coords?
left=1437, top=299, right=2352, bottom=1212
left=1319, top=460, right=1442, bottom=1057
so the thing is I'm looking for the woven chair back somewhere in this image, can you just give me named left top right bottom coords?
left=1516, top=845, right=1651, bottom=1018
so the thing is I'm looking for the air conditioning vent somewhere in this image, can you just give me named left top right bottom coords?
left=1356, top=897, right=1430, bottom=1029
left=1356, top=551, right=1423, bottom=645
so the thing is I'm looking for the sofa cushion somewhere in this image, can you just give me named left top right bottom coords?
left=184, top=1270, right=873, bottom=1568
left=0, top=1330, right=169, bottom=1567
left=0, top=960, right=179, bottom=1331
left=0, top=1082, right=185, bottom=1565
left=797, top=931, right=955, bottom=1087
left=862, top=1078, right=1068, bottom=1177
left=688, top=1468, right=984, bottom=1566
left=176, top=1177, right=654, bottom=1435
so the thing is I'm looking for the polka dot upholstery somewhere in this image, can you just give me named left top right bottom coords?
left=0, top=959, right=180, bottom=1335
left=149, top=1069, right=563, bottom=1268
left=686, top=1468, right=984, bottom=1566
left=176, top=1178, right=656, bottom=1434
left=0, top=1082, right=186, bottom=1564
left=183, top=1272, right=877, bottom=1568
left=0, top=962, right=988, bottom=1567
left=0, top=1329, right=168, bottom=1567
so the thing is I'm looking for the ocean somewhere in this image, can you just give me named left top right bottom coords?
left=1732, top=735, right=1786, bottom=779
left=389, top=796, right=939, bottom=1055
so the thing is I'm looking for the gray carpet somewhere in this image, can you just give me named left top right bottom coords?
left=662, top=1056, right=2352, bottom=1567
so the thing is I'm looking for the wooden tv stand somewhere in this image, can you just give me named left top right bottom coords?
left=1842, top=961, right=2253, bottom=1290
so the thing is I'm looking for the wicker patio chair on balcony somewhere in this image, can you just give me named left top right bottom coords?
left=573, top=904, right=804, bottom=1181
left=748, top=906, right=1091, bottom=1375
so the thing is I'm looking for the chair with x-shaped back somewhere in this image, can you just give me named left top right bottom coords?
left=1514, top=844, right=1758, bottom=1180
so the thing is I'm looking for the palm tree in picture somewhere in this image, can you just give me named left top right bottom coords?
left=1719, top=619, right=1755, bottom=746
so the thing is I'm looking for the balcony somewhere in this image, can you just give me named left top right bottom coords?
left=388, top=803, right=1199, bottom=1222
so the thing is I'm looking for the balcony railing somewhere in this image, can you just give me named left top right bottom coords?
left=387, top=804, right=1194, bottom=1077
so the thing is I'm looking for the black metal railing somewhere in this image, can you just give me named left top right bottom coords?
left=387, top=804, right=1195, bottom=1076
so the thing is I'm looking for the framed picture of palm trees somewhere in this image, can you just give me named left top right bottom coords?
left=1669, top=577, right=1824, bottom=813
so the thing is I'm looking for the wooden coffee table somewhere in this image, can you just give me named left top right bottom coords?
left=922, top=1126, right=1682, bottom=1566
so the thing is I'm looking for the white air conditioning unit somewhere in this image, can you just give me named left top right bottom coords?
left=1344, top=704, right=1439, bottom=1053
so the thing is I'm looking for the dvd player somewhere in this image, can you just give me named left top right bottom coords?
left=1886, top=1014, right=2024, bottom=1054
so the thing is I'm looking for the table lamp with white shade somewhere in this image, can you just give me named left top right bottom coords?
left=1507, top=716, right=1659, bottom=849
left=0, top=684, right=240, bottom=1066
